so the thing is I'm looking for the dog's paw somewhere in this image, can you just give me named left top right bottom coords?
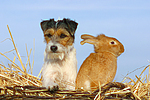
left=45, top=82, right=59, bottom=92
left=48, top=85, right=59, bottom=92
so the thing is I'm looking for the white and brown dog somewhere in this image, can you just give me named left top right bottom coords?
left=40, top=18, right=78, bottom=91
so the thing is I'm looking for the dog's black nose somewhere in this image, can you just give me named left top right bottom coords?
left=50, top=46, right=58, bottom=52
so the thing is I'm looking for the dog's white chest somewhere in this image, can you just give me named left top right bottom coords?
left=42, top=48, right=77, bottom=90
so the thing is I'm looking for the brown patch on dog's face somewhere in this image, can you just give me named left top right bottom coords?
left=44, top=28, right=54, bottom=44
left=44, top=28, right=74, bottom=47
left=56, top=28, right=74, bottom=46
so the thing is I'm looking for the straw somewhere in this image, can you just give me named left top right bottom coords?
left=7, top=25, right=26, bottom=72
left=0, top=26, right=150, bottom=99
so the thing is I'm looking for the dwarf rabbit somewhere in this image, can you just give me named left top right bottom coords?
left=76, top=34, right=124, bottom=91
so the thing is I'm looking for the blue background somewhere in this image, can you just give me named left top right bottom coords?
left=0, top=0, right=150, bottom=82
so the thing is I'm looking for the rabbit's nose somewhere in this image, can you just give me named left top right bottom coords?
left=50, top=46, right=58, bottom=52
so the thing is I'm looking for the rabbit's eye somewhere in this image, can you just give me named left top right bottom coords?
left=110, top=41, right=115, bottom=44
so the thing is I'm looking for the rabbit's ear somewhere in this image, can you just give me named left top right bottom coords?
left=80, top=34, right=98, bottom=45
left=80, top=38, right=98, bottom=45
left=81, top=34, right=95, bottom=40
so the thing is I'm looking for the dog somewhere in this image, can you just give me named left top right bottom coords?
left=40, top=18, right=78, bottom=91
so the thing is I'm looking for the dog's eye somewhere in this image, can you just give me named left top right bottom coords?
left=45, top=34, right=52, bottom=38
left=60, top=34, right=67, bottom=38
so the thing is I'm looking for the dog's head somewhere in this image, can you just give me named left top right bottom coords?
left=40, top=18, right=78, bottom=60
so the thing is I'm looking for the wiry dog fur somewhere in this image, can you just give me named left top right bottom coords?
left=40, top=18, right=78, bottom=91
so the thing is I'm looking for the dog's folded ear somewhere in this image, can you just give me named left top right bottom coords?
left=40, top=18, right=78, bottom=36
left=40, top=19, right=56, bottom=32
left=63, top=18, right=78, bottom=36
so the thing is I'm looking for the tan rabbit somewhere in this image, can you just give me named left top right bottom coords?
left=76, top=34, right=124, bottom=91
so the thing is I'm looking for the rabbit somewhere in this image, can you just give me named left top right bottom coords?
left=75, top=34, right=124, bottom=91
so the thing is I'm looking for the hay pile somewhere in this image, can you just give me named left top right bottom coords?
left=0, top=26, right=150, bottom=99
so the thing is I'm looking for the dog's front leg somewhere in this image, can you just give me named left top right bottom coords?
left=42, top=71, right=59, bottom=91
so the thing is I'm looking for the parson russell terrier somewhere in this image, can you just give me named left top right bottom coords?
left=40, top=18, right=78, bottom=91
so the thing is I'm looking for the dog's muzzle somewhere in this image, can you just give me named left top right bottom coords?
left=45, top=44, right=65, bottom=60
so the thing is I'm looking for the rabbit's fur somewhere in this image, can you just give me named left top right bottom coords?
left=76, top=34, right=124, bottom=91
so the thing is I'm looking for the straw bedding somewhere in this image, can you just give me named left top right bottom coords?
left=0, top=26, right=149, bottom=100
